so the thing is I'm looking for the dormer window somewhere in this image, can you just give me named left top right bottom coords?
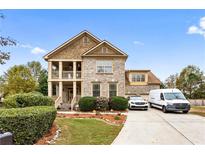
left=131, top=74, right=145, bottom=82
left=83, top=36, right=89, bottom=44
left=101, top=47, right=108, bottom=53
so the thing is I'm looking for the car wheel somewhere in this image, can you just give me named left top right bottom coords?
left=183, top=110, right=189, bottom=114
left=128, top=104, right=131, bottom=110
left=162, top=106, right=167, bottom=113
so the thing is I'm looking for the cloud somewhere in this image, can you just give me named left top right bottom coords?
left=19, top=44, right=33, bottom=49
left=31, top=47, right=46, bottom=54
left=18, top=43, right=46, bottom=55
left=200, top=17, right=205, bottom=29
left=187, top=16, right=205, bottom=38
left=133, top=41, right=144, bottom=46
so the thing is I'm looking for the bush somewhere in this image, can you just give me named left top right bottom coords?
left=79, top=96, right=96, bottom=111
left=95, top=97, right=109, bottom=111
left=114, top=115, right=121, bottom=120
left=3, top=93, right=54, bottom=108
left=109, top=96, right=128, bottom=111
left=0, top=106, right=56, bottom=144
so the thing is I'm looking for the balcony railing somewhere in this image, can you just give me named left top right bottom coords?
left=52, top=70, right=59, bottom=79
left=76, top=71, right=81, bottom=79
left=62, top=71, right=73, bottom=79
left=51, top=71, right=81, bottom=79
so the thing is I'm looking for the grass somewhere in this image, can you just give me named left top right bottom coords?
left=54, top=118, right=123, bottom=145
left=190, top=106, right=205, bottom=117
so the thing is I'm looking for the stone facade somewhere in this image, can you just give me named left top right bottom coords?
left=49, top=34, right=99, bottom=59
left=85, top=43, right=122, bottom=56
left=125, top=84, right=160, bottom=96
left=82, top=57, right=126, bottom=97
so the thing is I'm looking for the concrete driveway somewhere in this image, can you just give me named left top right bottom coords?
left=112, top=108, right=205, bottom=145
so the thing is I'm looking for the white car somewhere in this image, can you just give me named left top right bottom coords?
left=128, top=96, right=148, bottom=110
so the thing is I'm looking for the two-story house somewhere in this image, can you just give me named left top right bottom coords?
left=44, top=30, right=160, bottom=110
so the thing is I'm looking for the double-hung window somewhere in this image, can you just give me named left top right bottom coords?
left=96, top=61, right=112, bottom=73
left=132, top=74, right=145, bottom=82
left=109, top=83, right=117, bottom=97
left=93, top=83, right=100, bottom=97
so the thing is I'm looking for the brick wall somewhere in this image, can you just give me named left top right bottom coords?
left=82, top=57, right=126, bottom=97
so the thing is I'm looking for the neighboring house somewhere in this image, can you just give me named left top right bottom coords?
left=125, top=70, right=161, bottom=100
left=44, top=30, right=160, bottom=109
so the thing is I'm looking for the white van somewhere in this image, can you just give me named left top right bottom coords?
left=148, top=89, right=190, bottom=113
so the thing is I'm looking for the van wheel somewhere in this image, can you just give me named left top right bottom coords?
left=162, top=106, right=167, bottom=113
left=149, top=103, right=153, bottom=108
left=183, top=111, right=189, bottom=114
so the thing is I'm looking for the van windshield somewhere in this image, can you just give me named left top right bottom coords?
left=164, top=92, right=186, bottom=100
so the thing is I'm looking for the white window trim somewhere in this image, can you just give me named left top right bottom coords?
left=131, top=74, right=146, bottom=82
left=108, top=82, right=118, bottom=97
left=96, top=60, right=113, bottom=74
left=92, top=83, right=101, bottom=97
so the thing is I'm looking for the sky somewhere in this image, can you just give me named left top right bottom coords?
left=0, top=10, right=205, bottom=81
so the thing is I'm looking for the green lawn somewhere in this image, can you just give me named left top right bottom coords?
left=190, top=106, right=205, bottom=117
left=54, top=118, right=123, bottom=145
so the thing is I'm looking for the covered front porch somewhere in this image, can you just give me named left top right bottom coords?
left=48, top=81, right=82, bottom=110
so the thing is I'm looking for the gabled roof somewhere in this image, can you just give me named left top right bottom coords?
left=147, top=71, right=161, bottom=85
left=43, top=30, right=101, bottom=60
left=126, top=70, right=151, bottom=73
left=82, top=40, right=128, bottom=57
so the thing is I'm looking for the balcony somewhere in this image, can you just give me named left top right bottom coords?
left=52, top=71, right=59, bottom=79
left=50, top=61, right=82, bottom=80
left=76, top=71, right=81, bottom=79
left=52, top=71, right=82, bottom=79
left=62, top=71, right=73, bottom=79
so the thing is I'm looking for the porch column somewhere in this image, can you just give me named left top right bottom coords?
left=73, top=81, right=77, bottom=98
left=81, top=81, right=83, bottom=97
left=71, top=81, right=77, bottom=111
left=59, top=81, right=63, bottom=99
left=73, top=61, right=76, bottom=79
left=48, top=61, right=52, bottom=80
left=48, top=81, right=52, bottom=97
left=59, top=61, right=63, bottom=79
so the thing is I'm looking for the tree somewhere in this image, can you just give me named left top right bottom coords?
left=2, top=65, right=37, bottom=95
left=0, top=13, right=16, bottom=64
left=164, top=73, right=178, bottom=88
left=27, top=61, right=48, bottom=95
left=27, top=61, right=42, bottom=81
left=0, top=75, right=5, bottom=95
left=37, top=69, right=48, bottom=96
left=192, top=82, right=205, bottom=99
left=176, top=65, right=204, bottom=98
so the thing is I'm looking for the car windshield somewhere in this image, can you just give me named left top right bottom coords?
left=130, top=97, right=143, bottom=100
left=164, top=92, right=186, bottom=100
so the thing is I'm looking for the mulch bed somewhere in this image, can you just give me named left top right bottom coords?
left=57, top=113, right=127, bottom=125
left=35, top=123, right=58, bottom=145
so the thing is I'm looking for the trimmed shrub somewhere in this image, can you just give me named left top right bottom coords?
left=3, top=93, right=54, bottom=108
left=114, top=115, right=121, bottom=120
left=109, top=96, right=128, bottom=111
left=79, top=96, right=96, bottom=111
left=95, top=97, right=109, bottom=111
left=0, top=106, right=56, bottom=145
